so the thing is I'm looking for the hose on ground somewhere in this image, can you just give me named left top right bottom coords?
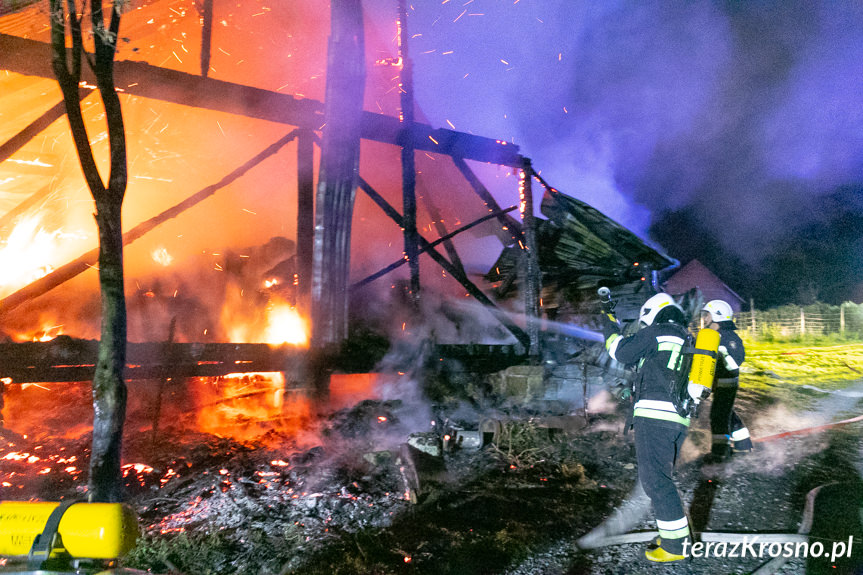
left=753, top=413, right=863, bottom=443
left=750, top=484, right=829, bottom=575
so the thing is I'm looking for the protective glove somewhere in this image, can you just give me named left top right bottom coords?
left=687, top=383, right=711, bottom=404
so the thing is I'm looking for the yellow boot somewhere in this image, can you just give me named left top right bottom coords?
left=645, top=545, right=686, bottom=563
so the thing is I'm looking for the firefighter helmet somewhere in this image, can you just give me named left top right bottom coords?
left=639, top=293, right=682, bottom=327
left=703, top=299, right=734, bottom=323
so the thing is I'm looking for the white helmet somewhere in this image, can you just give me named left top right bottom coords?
left=703, top=299, right=733, bottom=323
left=640, top=293, right=682, bottom=327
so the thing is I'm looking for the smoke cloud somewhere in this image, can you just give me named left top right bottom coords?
left=393, top=1, right=863, bottom=300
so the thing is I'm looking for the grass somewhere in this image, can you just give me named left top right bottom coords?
left=738, top=339, right=863, bottom=410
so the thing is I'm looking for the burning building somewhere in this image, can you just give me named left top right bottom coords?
left=0, top=0, right=679, bottom=504
left=0, top=4, right=699, bottom=574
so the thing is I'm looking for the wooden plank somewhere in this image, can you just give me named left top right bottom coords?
left=0, top=98, right=68, bottom=164
left=0, top=339, right=301, bottom=383
left=310, top=0, right=365, bottom=349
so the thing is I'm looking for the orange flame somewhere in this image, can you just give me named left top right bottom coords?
left=151, top=247, right=174, bottom=266
left=0, top=215, right=61, bottom=299
left=192, top=372, right=314, bottom=442
left=262, top=303, right=308, bottom=346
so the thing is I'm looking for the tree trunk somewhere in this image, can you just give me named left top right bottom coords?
left=90, top=199, right=128, bottom=502
left=50, top=0, right=128, bottom=502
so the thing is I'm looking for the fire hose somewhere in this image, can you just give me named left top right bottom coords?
left=752, top=413, right=863, bottom=443
left=576, top=413, right=863, bottom=572
left=576, top=484, right=823, bottom=575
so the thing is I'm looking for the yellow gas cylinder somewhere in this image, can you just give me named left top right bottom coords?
left=0, top=501, right=139, bottom=559
left=688, top=327, right=721, bottom=390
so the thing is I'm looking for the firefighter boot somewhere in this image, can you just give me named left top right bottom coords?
left=732, top=436, right=753, bottom=454
left=705, top=439, right=732, bottom=463
left=645, top=546, right=687, bottom=563
left=645, top=537, right=689, bottom=563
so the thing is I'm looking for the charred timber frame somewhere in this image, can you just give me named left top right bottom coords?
left=0, top=32, right=541, bottom=355
left=296, top=129, right=315, bottom=308
left=0, top=131, right=302, bottom=316
left=0, top=34, right=523, bottom=167
left=357, top=178, right=531, bottom=350
left=0, top=339, right=527, bottom=384
left=452, top=156, right=523, bottom=245
left=350, top=205, right=518, bottom=290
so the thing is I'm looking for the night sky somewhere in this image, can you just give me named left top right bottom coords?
left=367, top=1, right=863, bottom=306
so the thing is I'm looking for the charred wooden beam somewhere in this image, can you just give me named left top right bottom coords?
left=397, top=0, right=420, bottom=310
left=0, top=33, right=522, bottom=167
left=0, top=0, right=41, bottom=15
left=420, top=191, right=466, bottom=279
left=0, top=337, right=303, bottom=383
left=351, top=205, right=517, bottom=290
left=452, top=156, right=523, bottom=245
left=296, top=129, right=315, bottom=307
left=358, top=178, right=531, bottom=350
left=520, top=160, right=542, bottom=358
left=311, top=0, right=365, bottom=351
left=0, top=339, right=527, bottom=383
left=431, top=343, right=526, bottom=373
left=0, top=184, right=51, bottom=232
left=150, top=316, right=176, bottom=453
left=198, top=0, right=214, bottom=78
left=0, top=98, right=69, bottom=164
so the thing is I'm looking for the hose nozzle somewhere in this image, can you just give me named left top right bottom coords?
left=597, top=286, right=616, bottom=314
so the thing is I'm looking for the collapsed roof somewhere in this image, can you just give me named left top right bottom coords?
left=486, top=186, right=677, bottom=301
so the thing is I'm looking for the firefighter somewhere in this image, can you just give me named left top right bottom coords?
left=602, top=292, right=706, bottom=563
left=702, top=299, right=752, bottom=458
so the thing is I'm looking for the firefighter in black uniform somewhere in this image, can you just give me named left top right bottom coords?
left=602, top=292, right=709, bottom=563
left=703, top=300, right=752, bottom=458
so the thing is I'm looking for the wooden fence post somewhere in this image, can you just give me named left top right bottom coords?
left=750, top=297, right=756, bottom=335
left=800, top=307, right=805, bottom=336
left=840, top=304, right=846, bottom=334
